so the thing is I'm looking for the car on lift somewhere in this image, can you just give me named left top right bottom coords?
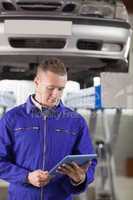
left=0, top=0, right=132, bottom=85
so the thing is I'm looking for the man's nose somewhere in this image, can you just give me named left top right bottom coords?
left=52, top=88, right=60, bottom=97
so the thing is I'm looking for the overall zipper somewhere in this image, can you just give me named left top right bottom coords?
left=41, top=115, right=47, bottom=200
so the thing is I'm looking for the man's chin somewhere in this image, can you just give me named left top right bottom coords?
left=47, top=101, right=58, bottom=107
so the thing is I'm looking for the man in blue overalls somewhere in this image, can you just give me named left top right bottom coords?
left=0, top=58, right=97, bottom=200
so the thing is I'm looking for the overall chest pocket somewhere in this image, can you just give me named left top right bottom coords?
left=13, top=126, right=40, bottom=137
left=13, top=126, right=40, bottom=148
left=55, top=128, right=78, bottom=136
left=53, top=128, right=78, bottom=154
left=14, top=126, right=39, bottom=131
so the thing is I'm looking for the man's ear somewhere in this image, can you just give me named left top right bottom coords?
left=34, top=75, right=39, bottom=86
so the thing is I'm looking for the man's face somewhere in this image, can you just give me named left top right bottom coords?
left=34, top=70, right=67, bottom=108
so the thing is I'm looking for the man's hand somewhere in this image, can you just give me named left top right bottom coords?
left=27, top=170, right=50, bottom=187
left=57, top=162, right=90, bottom=184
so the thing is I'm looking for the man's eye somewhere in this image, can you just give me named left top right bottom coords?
left=47, top=87, right=54, bottom=91
left=58, top=88, right=64, bottom=91
left=47, top=87, right=64, bottom=91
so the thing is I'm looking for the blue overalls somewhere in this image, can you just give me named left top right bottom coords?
left=0, top=95, right=97, bottom=200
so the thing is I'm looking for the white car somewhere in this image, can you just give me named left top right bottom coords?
left=0, top=0, right=132, bottom=82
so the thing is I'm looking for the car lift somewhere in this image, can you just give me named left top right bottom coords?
left=64, top=72, right=133, bottom=200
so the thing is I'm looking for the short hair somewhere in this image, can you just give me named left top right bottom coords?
left=36, top=57, right=67, bottom=76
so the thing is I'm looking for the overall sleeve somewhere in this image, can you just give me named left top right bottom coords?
left=61, top=117, right=97, bottom=194
left=0, top=115, right=30, bottom=184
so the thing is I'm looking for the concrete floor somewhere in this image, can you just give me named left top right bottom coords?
left=115, top=177, right=133, bottom=200
left=0, top=177, right=133, bottom=200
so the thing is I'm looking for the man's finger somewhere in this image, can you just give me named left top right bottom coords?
left=70, top=161, right=90, bottom=172
left=39, top=171, right=48, bottom=176
left=71, top=162, right=81, bottom=169
left=81, top=161, right=90, bottom=171
left=57, top=165, right=73, bottom=175
left=56, top=168, right=66, bottom=175
left=40, top=180, right=50, bottom=186
left=61, top=164, right=75, bottom=173
left=39, top=171, right=49, bottom=176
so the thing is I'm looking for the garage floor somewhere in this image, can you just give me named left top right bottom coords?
left=0, top=177, right=133, bottom=200
left=115, top=177, right=133, bottom=200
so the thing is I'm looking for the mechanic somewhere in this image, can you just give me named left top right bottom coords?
left=0, top=58, right=97, bottom=200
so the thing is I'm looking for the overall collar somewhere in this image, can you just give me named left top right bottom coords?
left=26, top=94, right=64, bottom=115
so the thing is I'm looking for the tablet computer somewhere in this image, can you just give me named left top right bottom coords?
left=49, top=154, right=97, bottom=176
